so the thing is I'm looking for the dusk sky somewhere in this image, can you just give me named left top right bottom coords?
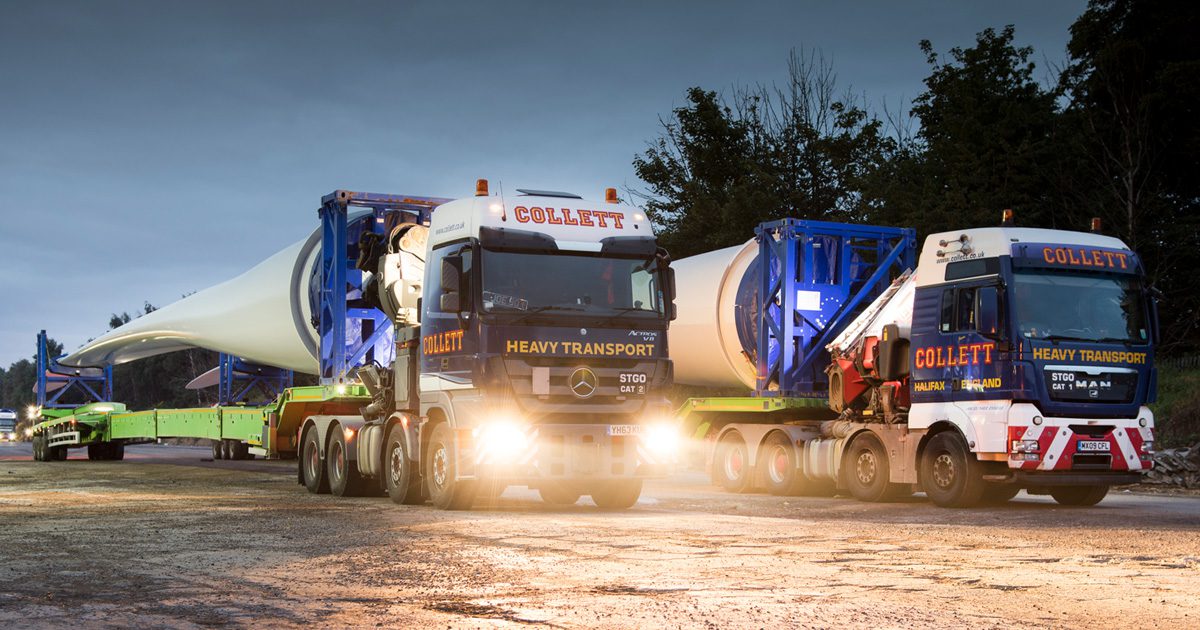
left=0, top=0, right=1086, bottom=368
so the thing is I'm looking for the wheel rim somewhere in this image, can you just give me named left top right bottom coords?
left=331, top=441, right=344, bottom=481
left=724, top=445, right=744, bottom=481
left=768, top=445, right=790, bottom=485
left=432, top=443, right=448, bottom=490
left=932, top=452, right=956, bottom=490
left=306, top=441, right=319, bottom=480
left=855, top=449, right=877, bottom=485
left=389, top=444, right=404, bottom=487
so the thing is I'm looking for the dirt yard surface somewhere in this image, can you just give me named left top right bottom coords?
left=1, top=442, right=1197, bottom=628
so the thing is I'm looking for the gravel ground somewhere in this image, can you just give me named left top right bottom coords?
left=0, top=443, right=1197, bottom=628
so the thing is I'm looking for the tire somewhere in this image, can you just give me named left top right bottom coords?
left=221, top=439, right=234, bottom=460
left=384, top=425, right=423, bottom=505
left=980, top=483, right=1020, bottom=504
left=109, top=442, right=124, bottom=461
left=759, top=432, right=833, bottom=496
left=326, top=427, right=366, bottom=497
left=425, top=423, right=478, bottom=510
left=232, top=441, right=249, bottom=461
left=590, top=479, right=643, bottom=509
left=212, top=440, right=223, bottom=460
left=538, top=481, right=582, bottom=506
left=919, top=431, right=986, bottom=508
left=33, top=434, right=44, bottom=461
left=50, top=443, right=68, bottom=460
left=88, top=443, right=106, bottom=461
left=713, top=431, right=752, bottom=493
left=301, top=427, right=329, bottom=494
left=1050, top=485, right=1109, bottom=506
left=843, top=432, right=905, bottom=502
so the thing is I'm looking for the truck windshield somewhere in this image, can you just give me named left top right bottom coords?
left=480, top=250, right=664, bottom=317
left=1012, top=271, right=1148, bottom=343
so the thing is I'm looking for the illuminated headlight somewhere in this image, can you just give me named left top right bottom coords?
left=6, top=433, right=14, bottom=441
left=1140, top=440, right=1154, bottom=454
left=27, top=405, right=39, bottom=419
left=475, top=418, right=529, bottom=462
left=641, top=422, right=681, bottom=459
left=24, top=428, right=33, bottom=438
left=1011, top=439, right=1040, bottom=453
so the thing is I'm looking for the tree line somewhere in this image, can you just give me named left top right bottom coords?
left=633, top=0, right=1198, bottom=355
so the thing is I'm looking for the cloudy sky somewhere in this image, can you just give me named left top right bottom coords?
left=0, top=0, right=1086, bottom=368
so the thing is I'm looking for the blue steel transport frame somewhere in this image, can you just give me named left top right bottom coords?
left=753, top=219, right=916, bottom=397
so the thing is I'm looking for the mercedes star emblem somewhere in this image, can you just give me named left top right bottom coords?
left=569, top=367, right=598, bottom=399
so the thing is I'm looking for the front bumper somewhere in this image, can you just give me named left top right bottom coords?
left=1005, top=403, right=1154, bottom=472
left=458, top=423, right=675, bottom=483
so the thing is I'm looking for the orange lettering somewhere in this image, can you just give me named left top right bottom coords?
left=514, top=206, right=530, bottom=223
left=1043, top=247, right=1055, bottom=264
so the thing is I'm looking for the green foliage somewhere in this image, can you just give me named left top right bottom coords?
left=633, top=51, right=894, bottom=258
left=872, top=26, right=1064, bottom=231
left=1150, top=361, right=1200, bottom=447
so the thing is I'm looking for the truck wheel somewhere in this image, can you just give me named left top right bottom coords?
left=327, top=428, right=365, bottom=497
left=426, top=423, right=478, bottom=510
left=538, top=481, right=582, bottom=506
left=384, top=426, right=423, bottom=505
left=33, top=434, right=44, bottom=461
left=301, top=428, right=329, bottom=494
left=713, top=431, right=752, bottom=493
left=762, top=432, right=812, bottom=496
left=590, top=479, right=642, bottom=509
left=109, top=442, right=124, bottom=461
left=54, top=446, right=69, bottom=460
left=920, top=431, right=985, bottom=508
left=843, top=433, right=904, bottom=502
left=88, top=443, right=105, bottom=461
left=1050, top=485, right=1109, bottom=506
left=211, top=440, right=223, bottom=460
left=233, top=441, right=250, bottom=461
left=980, top=483, right=1020, bottom=504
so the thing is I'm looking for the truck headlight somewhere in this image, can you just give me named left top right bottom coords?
left=1010, top=439, right=1040, bottom=453
left=642, top=422, right=680, bottom=459
left=475, top=417, right=529, bottom=462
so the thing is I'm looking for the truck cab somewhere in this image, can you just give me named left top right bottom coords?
left=0, top=409, right=17, bottom=441
left=334, top=184, right=678, bottom=509
left=906, top=223, right=1156, bottom=501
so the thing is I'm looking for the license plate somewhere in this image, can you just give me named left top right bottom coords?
left=606, top=425, right=643, bottom=436
left=1077, top=440, right=1109, bottom=452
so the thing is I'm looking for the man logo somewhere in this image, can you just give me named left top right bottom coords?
left=569, top=367, right=598, bottom=399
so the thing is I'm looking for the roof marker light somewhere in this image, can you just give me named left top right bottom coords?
left=1001, top=209, right=1015, bottom=226
left=1090, top=217, right=1102, bottom=233
left=605, top=187, right=619, bottom=204
left=475, top=179, right=489, bottom=197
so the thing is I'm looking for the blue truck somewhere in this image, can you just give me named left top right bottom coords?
left=670, top=213, right=1157, bottom=507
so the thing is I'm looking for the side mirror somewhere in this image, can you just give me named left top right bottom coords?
left=977, top=286, right=1002, bottom=339
left=440, top=255, right=462, bottom=293
left=439, top=292, right=460, bottom=313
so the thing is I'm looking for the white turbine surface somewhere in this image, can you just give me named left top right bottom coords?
left=60, top=237, right=321, bottom=374
left=668, top=239, right=759, bottom=389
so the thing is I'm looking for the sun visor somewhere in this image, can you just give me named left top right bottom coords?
left=478, top=226, right=558, bottom=253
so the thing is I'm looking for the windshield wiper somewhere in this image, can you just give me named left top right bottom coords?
left=1042, top=334, right=1096, bottom=344
left=508, top=304, right=585, bottom=325
left=1094, top=336, right=1135, bottom=347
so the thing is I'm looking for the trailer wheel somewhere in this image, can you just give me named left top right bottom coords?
left=88, top=443, right=105, bottom=461
left=713, top=431, right=752, bottom=493
left=1049, top=485, right=1109, bottom=506
left=211, top=440, right=223, bottom=460
left=761, top=432, right=820, bottom=496
left=538, top=481, right=582, bottom=506
left=590, top=479, right=642, bottom=509
left=327, top=428, right=365, bottom=497
left=384, top=425, right=423, bottom=505
left=301, top=428, right=329, bottom=494
left=843, top=433, right=904, bottom=502
left=32, top=434, right=44, bottom=461
left=919, top=431, right=985, bottom=508
left=425, top=423, right=478, bottom=510
left=109, top=442, right=124, bottom=461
